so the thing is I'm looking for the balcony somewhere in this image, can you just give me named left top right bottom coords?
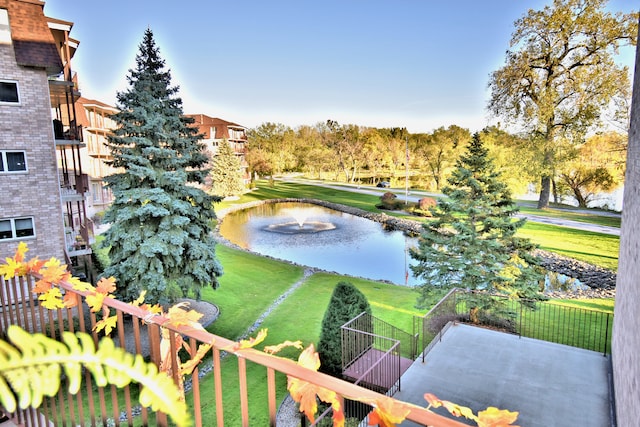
left=0, top=269, right=472, bottom=427
left=0, top=258, right=614, bottom=427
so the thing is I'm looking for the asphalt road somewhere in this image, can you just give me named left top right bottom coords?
left=278, top=177, right=621, bottom=236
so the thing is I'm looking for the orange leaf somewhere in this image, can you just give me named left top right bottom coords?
left=287, top=343, right=344, bottom=425
left=477, top=407, right=520, bottom=427
left=32, top=278, right=53, bottom=295
left=24, top=257, right=45, bottom=274
left=297, top=343, right=321, bottom=371
left=63, top=292, right=79, bottom=308
left=367, top=397, right=410, bottom=427
left=264, top=340, right=303, bottom=355
left=95, top=276, right=117, bottom=295
left=230, top=329, right=268, bottom=351
left=14, top=242, right=28, bottom=263
left=424, top=393, right=442, bottom=409
left=288, top=377, right=320, bottom=422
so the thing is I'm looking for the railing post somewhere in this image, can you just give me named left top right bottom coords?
left=604, top=313, right=611, bottom=356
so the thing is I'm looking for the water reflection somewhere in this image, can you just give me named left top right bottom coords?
left=219, top=202, right=589, bottom=293
left=219, top=202, right=419, bottom=286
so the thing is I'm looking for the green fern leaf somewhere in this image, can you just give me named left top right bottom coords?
left=0, top=326, right=191, bottom=427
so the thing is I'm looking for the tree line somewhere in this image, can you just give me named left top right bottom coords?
left=245, top=121, right=627, bottom=209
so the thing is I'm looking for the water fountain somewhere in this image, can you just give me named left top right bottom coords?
left=264, top=207, right=336, bottom=234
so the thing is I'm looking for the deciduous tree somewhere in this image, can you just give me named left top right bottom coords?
left=488, top=0, right=637, bottom=208
left=410, top=133, right=542, bottom=309
left=557, top=131, right=627, bottom=207
left=102, top=29, right=223, bottom=305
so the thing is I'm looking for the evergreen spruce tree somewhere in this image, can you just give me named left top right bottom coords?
left=410, top=133, right=542, bottom=309
left=102, top=29, right=223, bottom=305
left=210, top=140, right=245, bottom=198
left=317, top=281, right=371, bottom=377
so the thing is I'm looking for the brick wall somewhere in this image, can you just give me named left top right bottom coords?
left=0, top=43, right=66, bottom=261
left=612, top=24, right=640, bottom=426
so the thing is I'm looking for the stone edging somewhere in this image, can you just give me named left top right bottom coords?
left=215, top=198, right=616, bottom=298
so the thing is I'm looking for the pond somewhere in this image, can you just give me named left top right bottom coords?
left=219, top=202, right=419, bottom=286
left=218, top=201, right=590, bottom=293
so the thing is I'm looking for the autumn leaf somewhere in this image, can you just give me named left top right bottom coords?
left=131, top=290, right=147, bottom=306
left=31, top=278, right=53, bottom=295
left=95, top=315, right=118, bottom=335
left=477, top=407, right=520, bottom=427
left=95, top=276, right=117, bottom=295
left=180, top=343, right=212, bottom=375
left=424, top=393, right=442, bottom=409
left=69, top=276, right=93, bottom=292
left=24, top=257, right=44, bottom=274
left=39, top=257, right=68, bottom=284
left=166, top=302, right=204, bottom=328
left=440, top=400, right=476, bottom=420
left=14, top=241, right=28, bottom=262
left=367, top=397, right=410, bottom=427
left=288, top=377, right=320, bottom=422
left=141, top=303, right=163, bottom=317
left=63, top=292, right=79, bottom=308
left=39, top=287, right=65, bottom=309
left=264, top=340, right=303, bottom=355
left=425, top=393, right=476, bottom=420
left=287, top=344, right=345, bottom=425
left=297, top=343, right=321, bottom=371
left=0, top=258, right=22, bottom=280
left=228, top=329, right=268, bottom=352
left=86, top=292, right=106, bottom=312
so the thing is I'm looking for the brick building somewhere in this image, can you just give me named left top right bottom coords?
left=0, top=0, right=89, bottom=266
left=186, top=113, right=249, bottom=184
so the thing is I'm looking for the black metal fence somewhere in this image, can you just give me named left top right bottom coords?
left=414, top=289, right=612, bottom=360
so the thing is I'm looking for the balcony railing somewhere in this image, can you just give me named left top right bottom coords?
left=413, top=288, right=613, bottom=361
left=0, top=272, right=471, bottom=427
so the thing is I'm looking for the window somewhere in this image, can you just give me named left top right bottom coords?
left=0, top=8, right=10, bottom=44
left=0, top=80, right=19, bottom=104
left=0, top=217, right=35, bottom=240
left=0, top=150, right=27, bottom=172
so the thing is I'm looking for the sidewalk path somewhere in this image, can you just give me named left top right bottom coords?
left=280, top=177, right=621, bottom=236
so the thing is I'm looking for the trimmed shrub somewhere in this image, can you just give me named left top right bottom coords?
left=317, top=281, right=372, bottom=376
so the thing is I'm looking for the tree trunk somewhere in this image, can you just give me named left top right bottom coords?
left=538, top=175, right=552, bottom=208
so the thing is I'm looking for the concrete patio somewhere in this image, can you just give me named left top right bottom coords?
left=394, top=323, right=613, bottom=427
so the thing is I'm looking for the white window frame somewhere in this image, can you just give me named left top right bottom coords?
left=0, top=79, right=20, bottom=105
left=0, top=217, right=35, bottom=241
left=0, top=150, right=27, bottom=173
left=0, top=8, right=11, bottom=44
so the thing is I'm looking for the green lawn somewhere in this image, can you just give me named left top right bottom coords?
left=517, top=222, right=619, bottom=271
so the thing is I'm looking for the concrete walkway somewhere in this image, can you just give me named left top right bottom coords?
left=394, top=323, right=612, bottom=427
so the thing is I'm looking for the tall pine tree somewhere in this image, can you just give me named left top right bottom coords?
left=102, top=29, right=223, bottom=305
left=210, top=140, right=245, bottom=198
left=410, top=133, right=542, bottom=309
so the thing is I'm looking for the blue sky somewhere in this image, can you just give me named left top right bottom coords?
left=44, top=0, right=636, bottom=133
